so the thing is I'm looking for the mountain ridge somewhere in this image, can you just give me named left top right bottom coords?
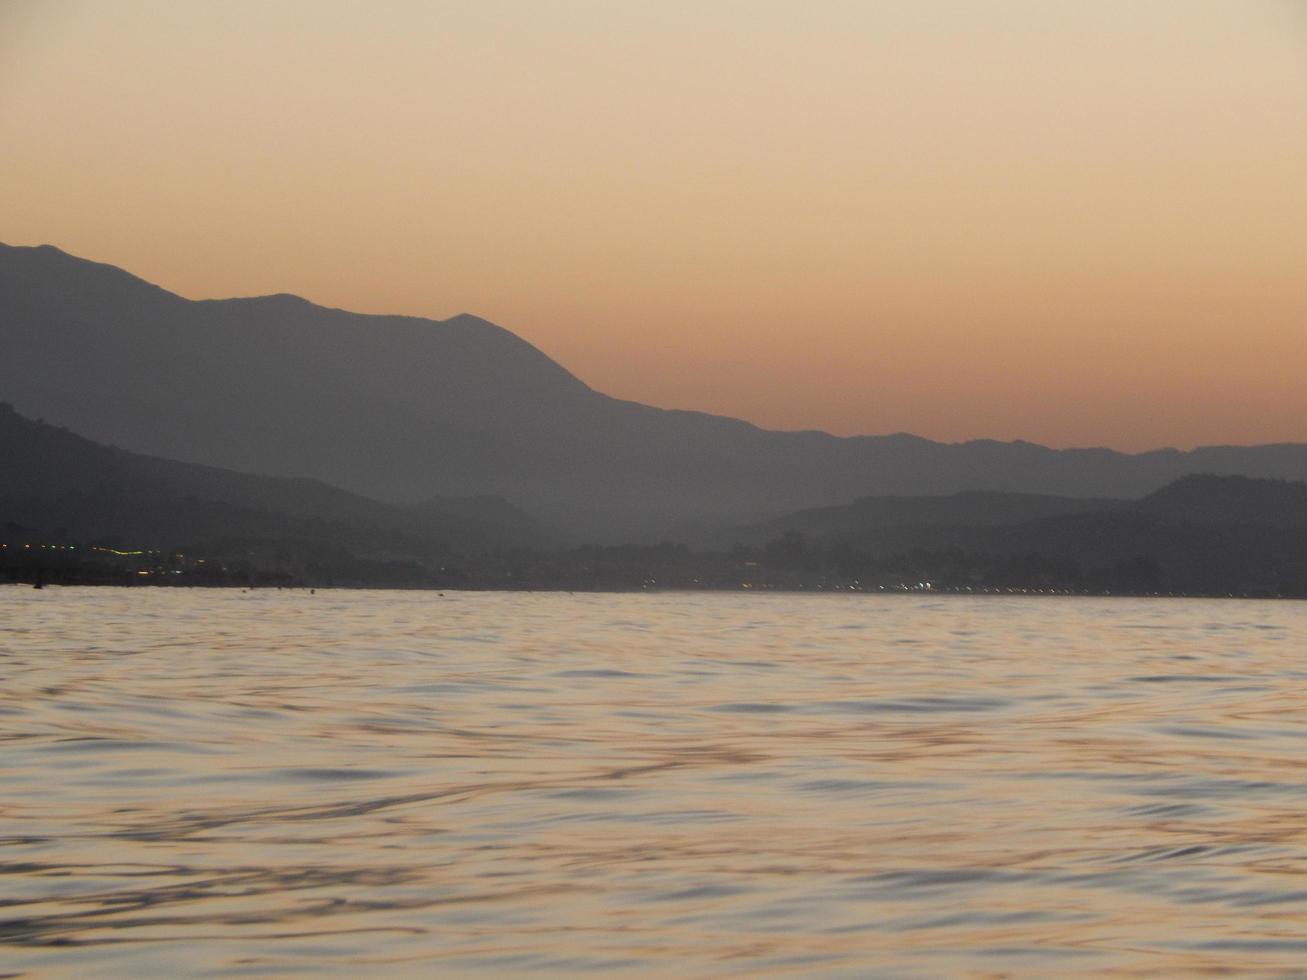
left=6, top=241, right=1307, bottom=540
left=5, top=397, right=1307, bottom=596
left=0, top=401, right=554, bottom=553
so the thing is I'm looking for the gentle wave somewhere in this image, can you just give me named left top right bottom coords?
left=2, top=587, right=1307, bottom=975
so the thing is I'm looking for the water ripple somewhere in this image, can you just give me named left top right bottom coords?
left=2, top=588, right=1307, bottom=975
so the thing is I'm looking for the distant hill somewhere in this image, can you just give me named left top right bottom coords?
left=409, top=494, right=540, bottom=530
left=6, top=406, right=1305, bottom=595
left=6, top=242, right=1307, bottom=540
left=718, top=490, right=1117, bottom=546
left=732, top=475, right=1307, bottom=596
left=0, top=402, right=554, bottom=556
left=1135, top=474, right=1307, bottom=528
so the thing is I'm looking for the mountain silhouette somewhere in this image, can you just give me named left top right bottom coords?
left=6, top=242, right=1307, bottom=540
left=0, top=402, right=551, bottom=554
left=717, top=490, right=1117, bottom=546
left=6, top=395, right=1306, bottom=594
left=1133, top=474, right=1307, bottom=528
left=730, top=475, right=1307, bottom=596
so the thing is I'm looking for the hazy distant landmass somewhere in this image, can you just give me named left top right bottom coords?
left=715, top=491, right=1120, bottom=547
left=0, top=403, right=552, bottom=586
left=722, top=476, right=1307, bottom=549
left=4, top=402, right=1307, bottom=595
left=6, top=242, right=1307, bottom=540
left=720, top=475, right=1307, bottom=598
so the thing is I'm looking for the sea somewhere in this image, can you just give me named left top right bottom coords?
left=3, top=587, right=1307, bottom=977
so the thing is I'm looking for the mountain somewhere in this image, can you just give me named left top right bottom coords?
left=0, top=402, right=553, bottom=555
left=6, top=242, right=1307, bottom=540
left=6, top=403, right=1304, bottom=596
left=409, top=494, right=540, bottom=530
left=734, top=475, right=1307, bottom=596
left=718, top=490, right=1116, bottom=546
left=1134, top=474, right=1307, bottom=529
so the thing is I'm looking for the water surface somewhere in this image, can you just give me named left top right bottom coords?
left=3, top=588, right=1307, bottom=976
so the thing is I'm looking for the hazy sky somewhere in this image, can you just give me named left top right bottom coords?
left=3, top=1, right=1304, bottom=450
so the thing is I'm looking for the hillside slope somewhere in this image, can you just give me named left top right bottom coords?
left=6, top=243, right=1307, bottom=539
left=0, top=403, right=551, bottom=552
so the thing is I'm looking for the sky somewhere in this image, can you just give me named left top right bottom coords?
left=2, top=0, right=1305, bottom=450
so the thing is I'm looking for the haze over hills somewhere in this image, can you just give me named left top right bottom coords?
left=6, top=242, right=1307, bottom=540
left=1133, top=474, right=1307, bottom=529
left=718, top=474, right=1307, bottom=597
left=5, top=399, right=1307, bottom=596
left=721, top=476, right=1307, bottom=547
left=0, top=402, right=551, bottom=557
left=717, top=491, right=1119, bottom=547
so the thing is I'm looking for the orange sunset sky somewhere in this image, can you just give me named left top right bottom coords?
left=2, top=1, right=1304, bottom=451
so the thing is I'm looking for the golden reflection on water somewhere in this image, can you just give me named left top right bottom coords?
left=3, top=587, right=1307, bottom=976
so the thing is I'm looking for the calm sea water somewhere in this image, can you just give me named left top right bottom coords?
left=3, top=588, right=1307, bottom=976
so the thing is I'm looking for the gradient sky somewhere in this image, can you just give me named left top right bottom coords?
left=3, top=1, right=1304, bottom=450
